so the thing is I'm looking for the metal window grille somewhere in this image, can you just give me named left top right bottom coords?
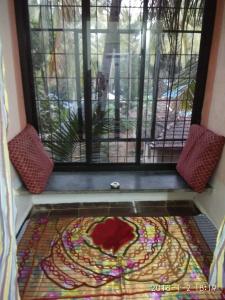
left=15, top=0, right=216, bottom=170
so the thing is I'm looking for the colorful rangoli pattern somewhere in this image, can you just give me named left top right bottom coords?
left=17, top=215, right=223, bottom=299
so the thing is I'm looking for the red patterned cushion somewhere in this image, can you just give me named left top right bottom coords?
left=8, top=124, right=54, bottom=194
left=176, top=124, right=225, bottom=193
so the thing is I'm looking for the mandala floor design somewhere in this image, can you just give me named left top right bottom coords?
left=17, top=215, right=223, bottom=299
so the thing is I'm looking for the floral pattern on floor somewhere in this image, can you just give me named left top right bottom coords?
left=17, top=215, right=223, bottom=299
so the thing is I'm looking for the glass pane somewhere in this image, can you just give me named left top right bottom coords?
left=141, top=1, right=204, bottom=164
left=92, top=141, right=136, bottom=163
left=90, top=0, right=143, bottom=163
left=28, top=1, right=85, bottom=163
left=28, top=0, right=205, bottom=166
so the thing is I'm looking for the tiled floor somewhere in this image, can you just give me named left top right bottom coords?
left=30, top=200, right=200, bottom=218
left=18, top=201, right=217, bottom=253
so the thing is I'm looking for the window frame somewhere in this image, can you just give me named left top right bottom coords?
left=14, top=0, right=217, bottom=171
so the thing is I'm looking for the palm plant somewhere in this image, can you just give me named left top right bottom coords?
left=149, top=0, right=204, bottom=133
left=45, top=111, right=81, bottom=162
left=46, top=107, right=111, bottom=162
left=160, top=57, right=198, bottom=112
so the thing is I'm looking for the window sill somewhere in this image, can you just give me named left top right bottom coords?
left=45, top=170, right=191, bottom=192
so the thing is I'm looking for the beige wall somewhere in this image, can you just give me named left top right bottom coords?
left=0, top=0, right=32, bottom=232
left=0, top=0, right=27, bottom=191
left=195, top=1, right=225, bottom=228
left=0, top=0, right=26, bottom=141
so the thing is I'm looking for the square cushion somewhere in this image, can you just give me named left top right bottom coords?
left=176, top=124, right=225, bottom=193
left=8, top=124, right=54, bottom=194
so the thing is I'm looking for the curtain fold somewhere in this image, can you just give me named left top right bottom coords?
left=0, top=39, right=20, bottom=299
left=209, top=217, right=225, bottom=288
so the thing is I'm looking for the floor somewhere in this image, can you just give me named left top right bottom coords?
left=27, top=200, right=217, bottom=251
left=17, top=201, right=220, bottom=300
left=30, top=200, right=200, bottom=218
left=193, top=214, right=218, bottom=252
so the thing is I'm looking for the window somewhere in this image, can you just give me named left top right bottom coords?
left=15, top=0, right=216, bottom=169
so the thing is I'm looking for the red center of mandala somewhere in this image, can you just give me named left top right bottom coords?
left=90, top=217, right=135, bottom=254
